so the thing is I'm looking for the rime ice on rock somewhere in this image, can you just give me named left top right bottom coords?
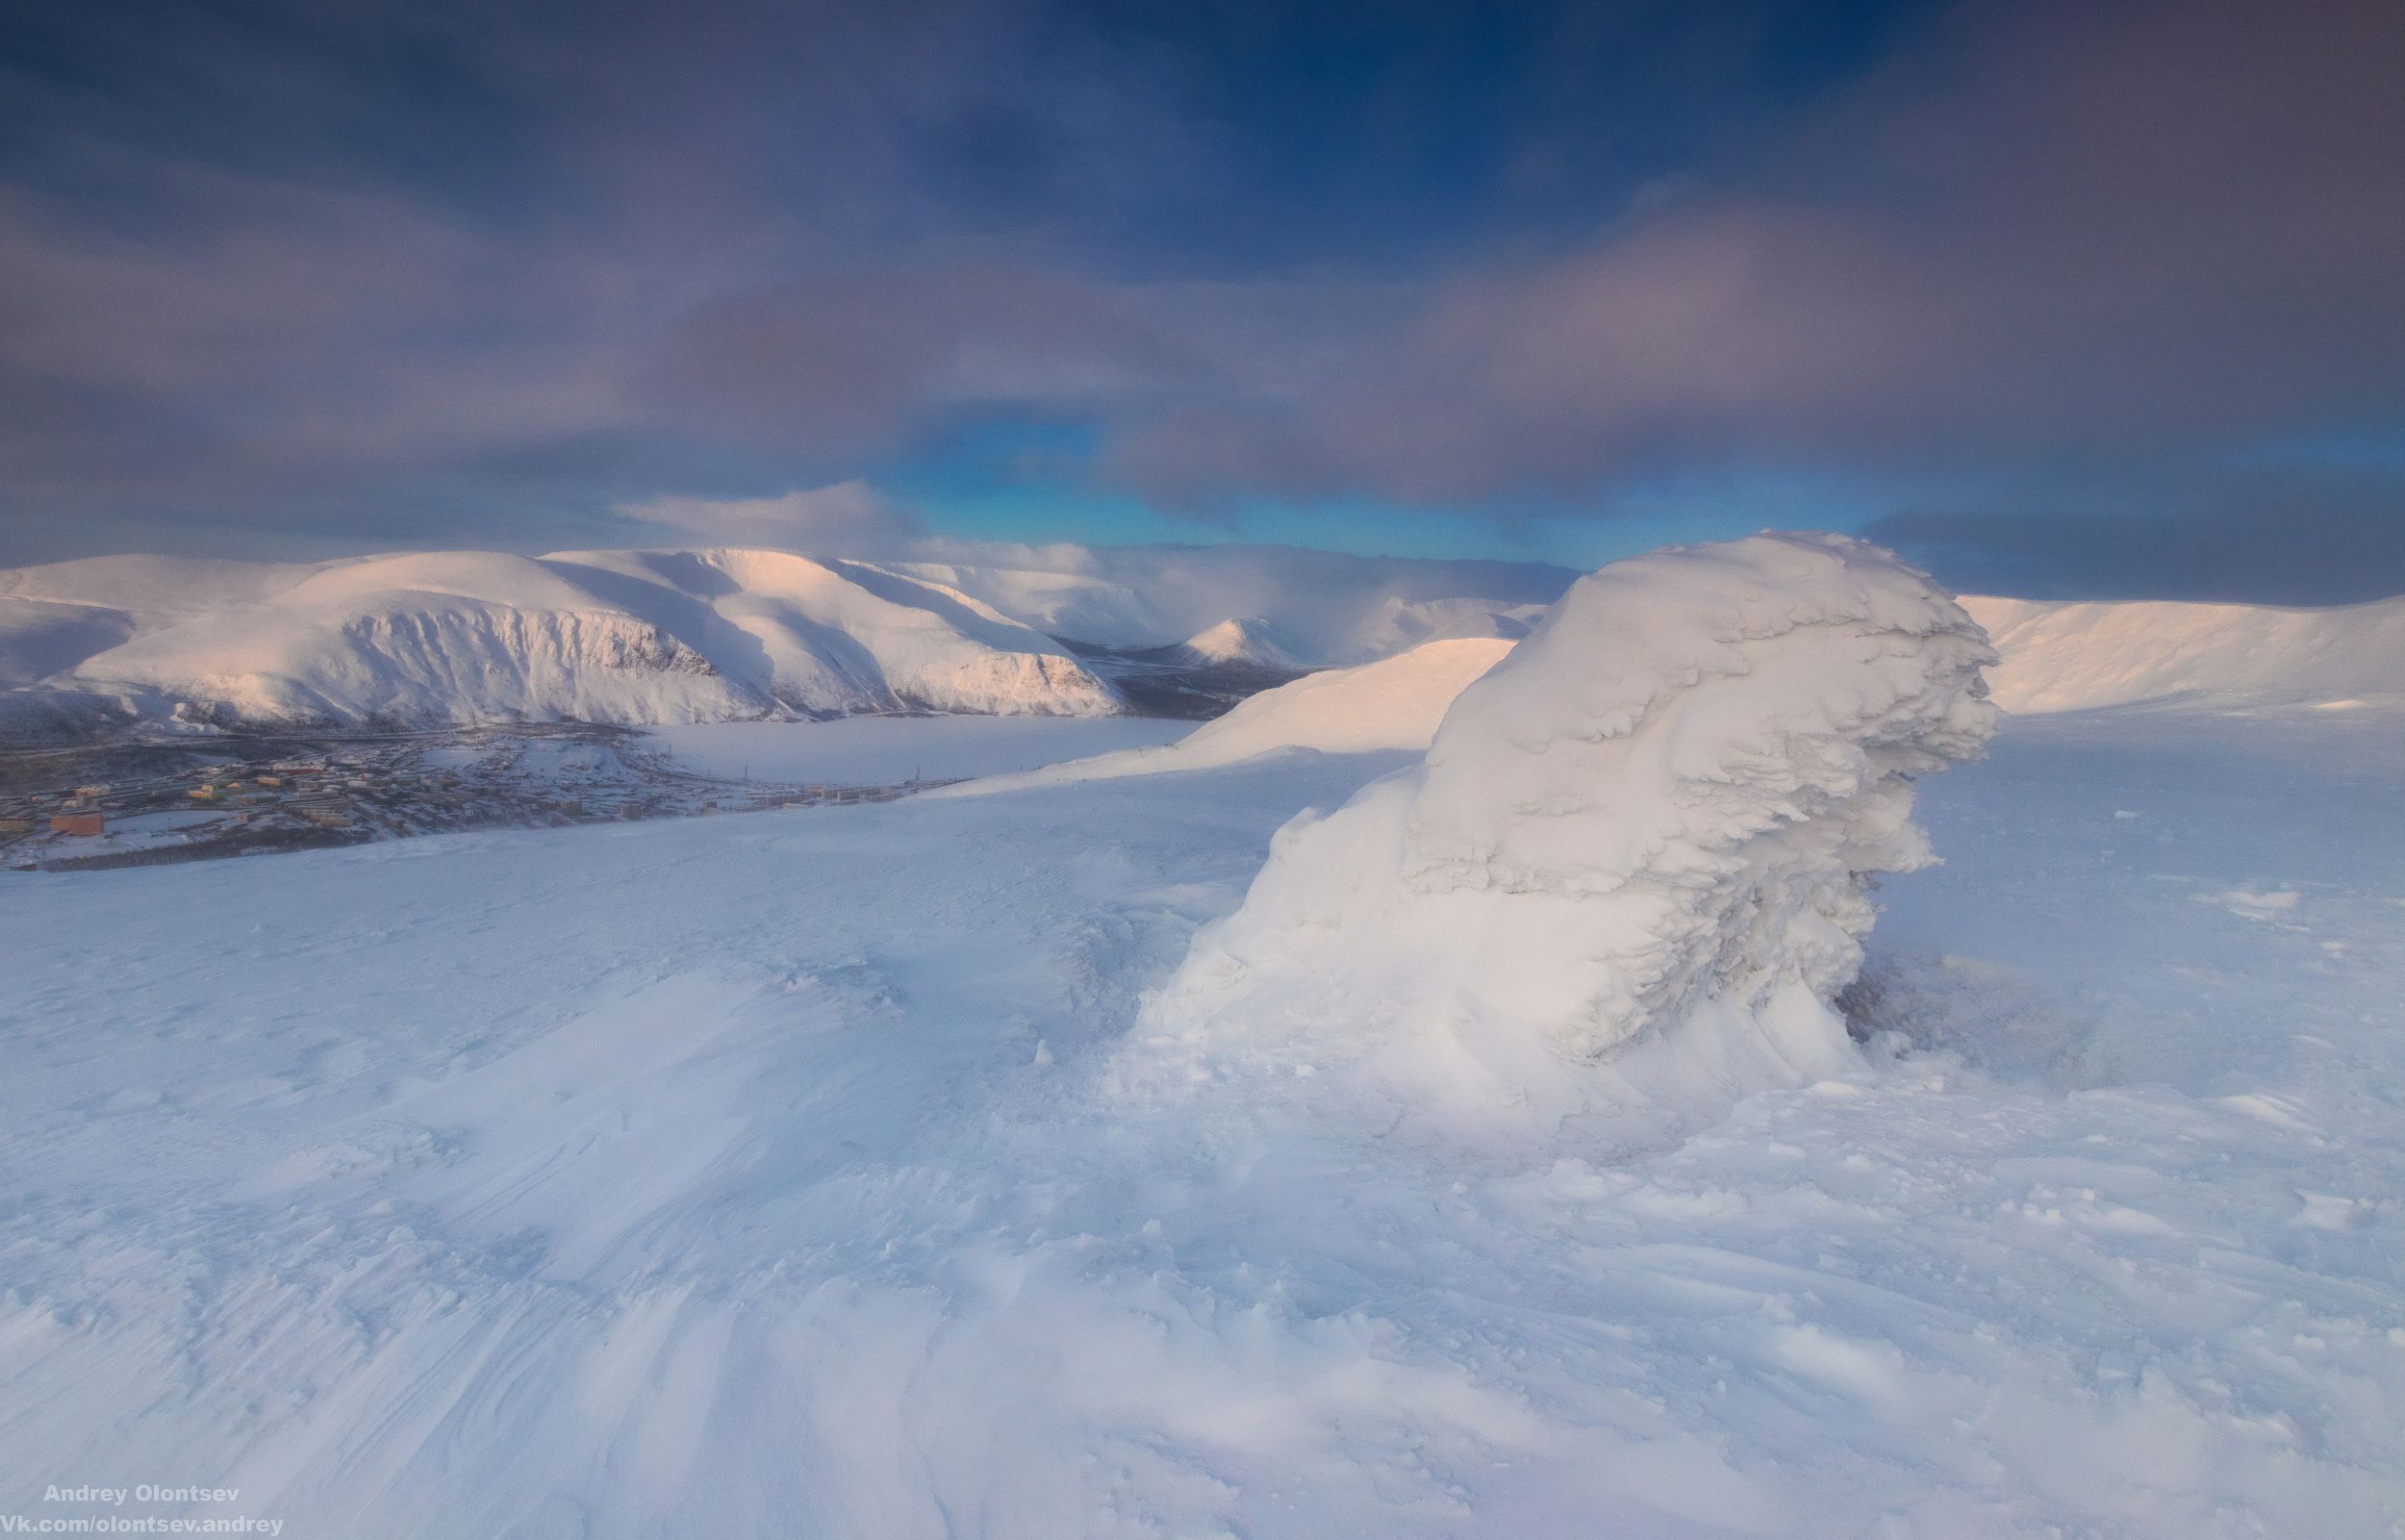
left=1134, top=533, right=1998, bottom=1136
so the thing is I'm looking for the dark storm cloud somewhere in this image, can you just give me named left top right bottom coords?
left=1864, top=472, right=2405, bottom=605
left=1111, top=0, right=2405, bottom=500
left=1097, top=0, right=2405, bottom=599
left=0, top=0, right=2398, bottom=598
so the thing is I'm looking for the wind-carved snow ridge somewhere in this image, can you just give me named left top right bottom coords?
left=1127, top=533, right=1999, bottom=1145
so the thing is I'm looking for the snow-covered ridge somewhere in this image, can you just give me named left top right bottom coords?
left=934, top=637, right=1514, bottom=797
left=1129, top=534, right=1998, bottom=1144
left=1963, top=593, right=2405, bottom=712
left=8, top=541, right=2394, bottom=732
left=0, top=548, right=1120, bottom=727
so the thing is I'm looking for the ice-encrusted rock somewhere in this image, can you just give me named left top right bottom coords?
left=1130, top=533, right=1997, bottom=1137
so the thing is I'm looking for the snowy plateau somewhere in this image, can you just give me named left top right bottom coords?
left=3, top=534, right=2404, bottom=1538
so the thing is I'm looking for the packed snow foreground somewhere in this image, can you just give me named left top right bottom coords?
left=6, top=534, right=2405, bottom=1537
left=1134, top=534, right=1996, bottom=1144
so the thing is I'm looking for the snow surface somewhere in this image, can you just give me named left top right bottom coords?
left=1135, top=535, right=1996, bottom=1147
left=3, top=691, right=2400, bottom=1535
left=648, top=715, right=1191, bottom=787
left=0, top=548, right=1119, bottom=726
left=4, top=538, right=2404, bottom=1536
left=937, top=636, right=1514, bottom=797
left=1964, top=593, right=2405, bottom=712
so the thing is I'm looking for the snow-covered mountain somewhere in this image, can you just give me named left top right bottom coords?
left=0, top=542, right=1569, bottom=733
left=898, top=545, right=1564, bottom=665
left=8, top=539, right=2397, bottom=734
left=1170, top=618, right=1304, bottom=670
left=0, top=548, right=1119, bottom=729
left=1963, top=593, right=2405, bottom=712
left=891, top=563, right=1182, bottom=649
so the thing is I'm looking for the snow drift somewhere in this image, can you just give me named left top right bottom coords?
left=935, top=637, right=1513, bottom=798
left=1131, top=534, right=1998, bottom=1139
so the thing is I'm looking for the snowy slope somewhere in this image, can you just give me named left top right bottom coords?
left=890, top=562, right=1181, bottom=647
left=0, top=554, right=320, bottom=687
left=0, top=548, right=1119, bottom=727
left=899, top=546, right=1563, bottom=663
left=935, top=636, right=1514, bottom=796
left=0, top=551, right=321, bottom=621
left=985, top=583, right=2405, bottom=740
left=2, top=696, right=2400, bottom=1535
left=74, top=551, right=759, bottom=727
left=0, top=599, right=133, bottom=685
left=1965, top=593, right=2405, bottom=711
left=544, top=550, right=1119, bottom=718
left=914, top=550, right=2403, bottom=704
left=1336, top=591, right=1545, bottom=660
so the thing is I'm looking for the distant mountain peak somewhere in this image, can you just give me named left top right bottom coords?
left=1176, top=618, right=1303, bottom=669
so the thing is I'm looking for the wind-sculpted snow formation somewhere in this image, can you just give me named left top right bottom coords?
left=1133, top=533, right=1998, bottom=1139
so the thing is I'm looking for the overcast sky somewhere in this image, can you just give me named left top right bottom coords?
left=3, top=0, right=2399, bottom=599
